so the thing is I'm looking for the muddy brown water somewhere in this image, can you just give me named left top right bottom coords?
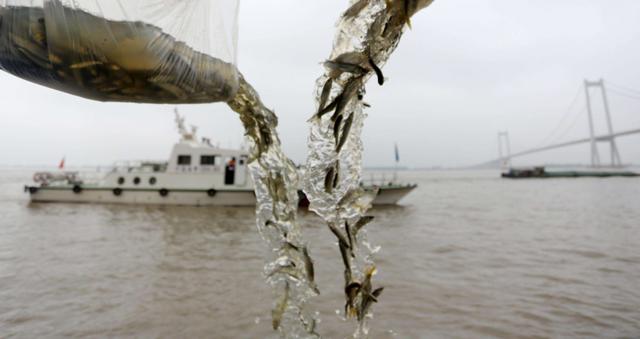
left=1, top=168, right=639, bottom=338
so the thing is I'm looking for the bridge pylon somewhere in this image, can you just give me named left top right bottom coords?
left=497, top=131, right=512, bottom=169
left=584, top=79, right=622, bottom=167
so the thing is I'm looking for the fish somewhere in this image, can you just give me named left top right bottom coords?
left=313, top=95, right=339, bottom=120
left=69, top=60, right=104, bottom=69
left=332, top=161, right=340, bottom=189
left=318, top=78, right=333, bottom=114
left=324, top=60, right=367, bottom=78
left=339, top=242, right=352, bottom=277
left=330, top=76, right=363, bottom=123
left=368, top=56, right=385, bottom=85
left=329, top=222, right=351, bottom=249
left=345, top=281, right=362, bottom=318
left=359, top=286, right=385, bottom=321
left=336, top=113, right=354, bottom=153
left=357, top=266, right=378, bottom=321
left=333, top=114, right=343, bottom=146
left=354, top=216, right=375, bottom=236
left=345, top=221, right=354, bottom=252
left=343, top=0, right=369, bottom=19
left=272, top=282, right=290, bottom=330
left=282, top=240, right=300, bottom=252
left=302, top=246, right=320, bottom=295
left=324, top=165, right=336, bottom=194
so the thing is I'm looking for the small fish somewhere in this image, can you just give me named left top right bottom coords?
left=272, top=282, right=290, bottom=330
left=345, top=281, right=362, bottom=318
left=368, top=56, right=385, bottom=85
left=343, top=0, right=369, bottom=19
left=336, top=113, right=354, bottom=153
left=357, top=266, right=378, bottom=321
left=324, top=60, right=367, bottom=78
left=69, top=60, right=104, bottom=69
left=339, top=243, right=352, bottom=277
left=324, top=166, right=336, bottom=194
left=329, top=222, right=351, bottom=249
left=302, top=247, right=320, bottom=295
left=331, top=77, right=363, bottom=122
left=318, top=78, right=333, bottom=114
left=359, top=286, right=385, bottom=321
left=345, top=221, right=354, bottom=252
left=282, top=240, right=299, bottom=252
left=332, top=162, right=340, bottom=189
left=333, top=114, right=343, bottom=146
left=354, top=216, right=375, bottom=236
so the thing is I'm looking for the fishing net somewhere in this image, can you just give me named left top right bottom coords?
left=0, top=0, right=239, bottom=103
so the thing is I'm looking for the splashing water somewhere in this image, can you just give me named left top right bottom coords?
left=304, top=0, right=434, bottom=336
left=226, top=0, right=434, bottom=337
left=226, top=74, right=319, bottom=338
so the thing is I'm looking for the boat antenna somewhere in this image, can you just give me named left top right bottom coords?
left=394, top=142, right=400, bottom=182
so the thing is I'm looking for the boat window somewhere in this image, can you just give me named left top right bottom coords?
left=201, top=155, right=216, bottom=165
left=118, top=177, right=125, bottom=185
left=149, top=177, right=157, bottom=185
left=133, top=177, right=141, bottom=185
left=177, top=155, right=191, bottom=165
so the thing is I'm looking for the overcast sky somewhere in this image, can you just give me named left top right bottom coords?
left=1, top=0, right=639, bottom=168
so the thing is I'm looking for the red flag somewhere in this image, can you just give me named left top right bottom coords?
left=58, top=157, right=65, bottom=170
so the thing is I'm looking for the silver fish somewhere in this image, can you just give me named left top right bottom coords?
left=336, top=113, right=354, bottom=153
left=302, top=247, right=320, bottom=295
left=272, top=282, right=290, bottom=330
left=318, top=78, right=333, bottom=114
left=343, top=0, right=370, bottom=19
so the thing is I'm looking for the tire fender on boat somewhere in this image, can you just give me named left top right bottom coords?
left=72, top=185, right=82, bottom=194
left=207, top=189, right=217, bottom=197
left=159, top=188, right=169, bottom=197
left=28, top=186, right=39, bottom=194
left=113, top=188, right=122, bottom=196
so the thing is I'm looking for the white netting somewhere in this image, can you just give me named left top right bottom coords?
left=0, top=0, right=239, bottom=103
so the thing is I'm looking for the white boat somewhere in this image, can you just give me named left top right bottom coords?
left=25, top=112, right=416, bottom=206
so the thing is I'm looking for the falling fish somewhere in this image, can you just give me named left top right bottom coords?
left=324, top=165, right=336, bottom=194
left=333, top=114, right=344, bottom=147
left=336, top=113, right=354, bottom=153
left=345, top=281, right=362, bottom=318
left=368, top=56, right=385, bottom=85
left=302, top=246, right=321, bottom=295
left=343, top=0, right=370, bottom=19
left=345, top=221, right=354, bottom=251
left=329, top=222, right=351, bottom=250
left=272, top=282, right=290, bottom=330
left=359, top=286, right=384, bottom=321
left=357, top=265, right=378, bottom=321
left=318, top=78, right=333, bottom=114
left=354, top=216, right=375, bottom=236
left=331, top=77, right=363, bottom=122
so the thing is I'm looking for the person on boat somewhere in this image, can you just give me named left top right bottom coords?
left=225, top=157, right=236, bottom=185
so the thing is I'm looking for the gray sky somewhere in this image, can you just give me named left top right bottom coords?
left=1, top=0, right=640, bottom=168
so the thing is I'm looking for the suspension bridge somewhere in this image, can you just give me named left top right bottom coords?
left=489, top=79, right=640, bottom=168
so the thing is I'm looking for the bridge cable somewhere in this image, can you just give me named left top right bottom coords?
left=608, top=87, right=640, bottom=102
left=607, top=81, right=640, bottom=96
left=534, top=85, right=583, bottom=148
left=549, top=105, right=587, bottom=145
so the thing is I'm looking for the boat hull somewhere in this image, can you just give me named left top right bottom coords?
left=26, top=184, right=417, bottom=207
left=27, top=187, right=256, bottom=206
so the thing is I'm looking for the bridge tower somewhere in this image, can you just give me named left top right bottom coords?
left=497, top=131, right=512, bottom=168
left=584, top=79, right=622, bottom=167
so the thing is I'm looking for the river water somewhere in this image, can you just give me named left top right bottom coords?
left=1, top=168, right=639, bottom=338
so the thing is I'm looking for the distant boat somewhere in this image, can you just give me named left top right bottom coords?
left=25, top=112, right=415, bottom=206
left=501, top=166, right=639, bottom=178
